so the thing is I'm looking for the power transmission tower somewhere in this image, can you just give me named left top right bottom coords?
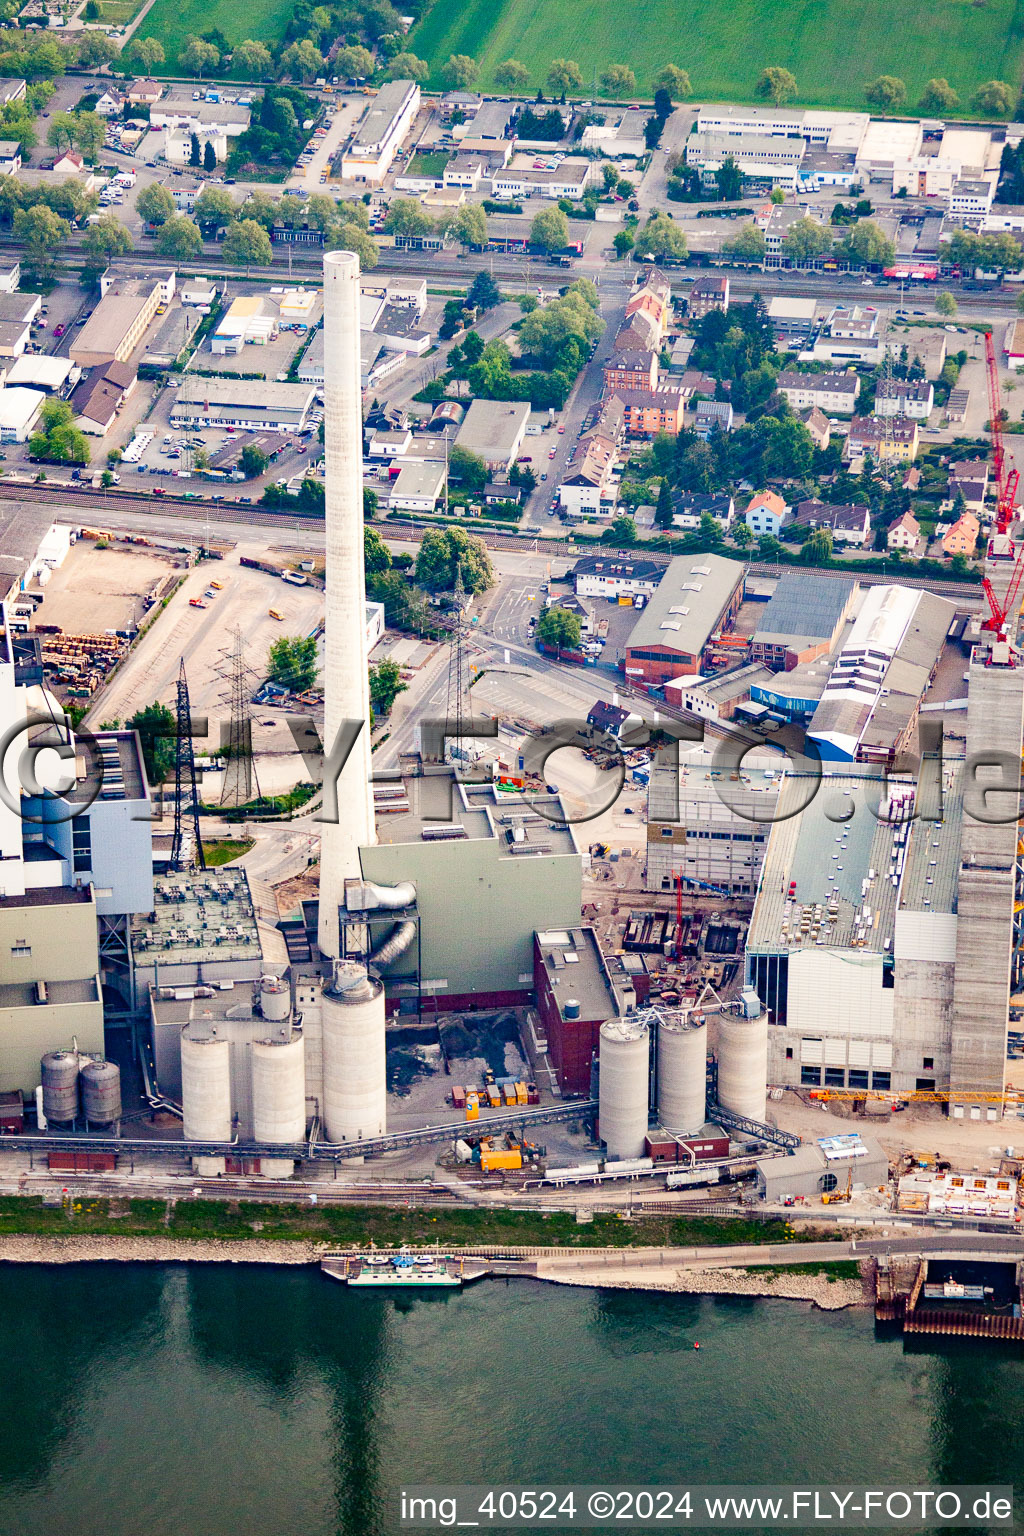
left=171, top=657, right=205, bottom=871
left=444, top=562, right=467, bottom=762
left=220, top=626, right=260, bottom=809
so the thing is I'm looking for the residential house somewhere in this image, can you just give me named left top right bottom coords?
left=687, top=274, right=730, bottom=319
left=791, top=498, right=871, bottom=546
left=941, top=513, right=979, bottom=557
left=603, top=350, right=658, bottom=393
left=775, top=369, right=859, bottom=415
left=610, top=387, right=686, bottom=437
left=693, top=399, right=734, bottom=439
left=887, top=511, right=921, bottom=552
left=670, top=490, right=735, bottom=531
left=745, top=490, right=789, bottom=537
left=800, top=406, right=830, bottom=447
left=874, top=377, right=934, bottom=420
left=846, top=415, right=919, bottom=463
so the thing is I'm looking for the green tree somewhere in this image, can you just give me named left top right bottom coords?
left=864, top=75, right=906, bottom=110
left=451, top=203, right=488, bottom=250
left=530, top=204, right=569, bottom=252
left=935, top=290, right=958, bottom=317
left=600, top=64, right=636, bottom=97
left=536, top=605, right=581, bottom=650
left=842, top=217, right=894, bottom=266
left=81, top=212, right=133, bottom=275
left=14, top=203, right=69, bottom=281
left=364, top=525, right=392, bottom=575
left=757, top=66, right=797, bottom=105
left=547, top=58, right=583, bottom=95
left=179, top=35, right=220, bottom=77
left=387, top=52, right=429, bottom=82
left=222, top=217, right=274, bottom=270
left=127, top=37, right=166, bottom=71
left=613, top=228, right=635, bottom=258
left=441, top=54, right=478, bottom=88
left=335, top=44, right=375, bottom=79
left=467, top=268, right=500, bottom=310
left=156, top=214, right=203, bottom=261
left=268, top=635, right=319, bottom=692
left=203, top=140, right=216, bottom=172
left=280, top=40, right=325, bottom=81
left=369, top=657, right=407, bottom=715
left=723, top=222, right=766, bottom=261
left=234, top=39, right=275, bottom=79
left=384, top=196, right=434, bottom=237
left=918, top=78, right=959, bottom=114
left=494, top=58, right=529, bottom=91
left=972, top=80, right=1013, bottom=117
left=128, top=702, right=176, bottom=786
left=654, top=64, right=690, bottom=100
left=634, top=211, right=687, bottom=261
left=781, top=216, right=832, bottom=261
left=240, top=443, right=269, bottom=477
left=194, top=186, right=237, bottom=227
left=801, top=527, right=833, bottom=566
left=325, top=220, right=378, bottom=270
left=136, top=182, right=174, bottom=227
left=415, top=527, right=493, bottom=592
left=449, top=443, right=487, bottom=491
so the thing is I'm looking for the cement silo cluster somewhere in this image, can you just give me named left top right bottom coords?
left=597, top=1015, right=650, bottom=1159
left=40, top=1050, right=121, bottom=1129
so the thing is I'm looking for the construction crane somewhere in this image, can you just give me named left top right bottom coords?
left=984, top=328, right=1020, bottom=556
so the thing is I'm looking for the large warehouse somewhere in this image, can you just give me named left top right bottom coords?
left=622, top=553, right=745, bottom=686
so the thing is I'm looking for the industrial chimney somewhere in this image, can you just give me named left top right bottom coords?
left=317, top=249, right=375, bottom=959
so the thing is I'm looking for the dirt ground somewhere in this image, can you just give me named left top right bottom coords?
left=38, top=542, right=180, bottom=634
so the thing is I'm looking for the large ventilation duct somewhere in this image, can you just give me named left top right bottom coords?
left=317, top=248, right=375, bottom=960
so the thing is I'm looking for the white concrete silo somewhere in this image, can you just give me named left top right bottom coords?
left=657, top=1015, right=707, bottom=1136
left=716, top=1005, right=769, bottom=1123
left=317, top=248, right=375, bottom=962
left=598, top=1015, right=650, bottom=1160
left=181, top=1032, right=232, bottom=1176
left=252, top=1031, right=306, bottom=1178
left=321, top=961, right=386, bottom=1146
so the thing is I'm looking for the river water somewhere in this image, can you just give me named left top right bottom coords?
left=0, top=1265, right=1021, bottom=1536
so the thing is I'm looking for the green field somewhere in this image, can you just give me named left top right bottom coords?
left=409, top=0, right=1024, bottom=109
left=136, top=0, right=288, bottom=68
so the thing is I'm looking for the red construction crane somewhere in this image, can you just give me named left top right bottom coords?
left=985, top=328, right=1020, bottom=544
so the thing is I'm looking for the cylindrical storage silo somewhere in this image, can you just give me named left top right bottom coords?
left=252, top=1032, right=306, bottom=1177
left=260, top=975, right=291, bottom=1023
left=657, top=1015, right=707, bottom=1136
left=716, top=1009, right=769, bottom=1123
left=80, top=1060, right=121, bottom=1126
left=598, top=1015, right=650, bottom=1160
left=322, top=961, right=386, bottom=1145
left=181, top=1033, right=232, bottom=1176
left=41, top=1050, right=79, bottom=1124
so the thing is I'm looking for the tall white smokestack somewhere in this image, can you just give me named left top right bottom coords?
left=318, top=249, right=375, bottom=959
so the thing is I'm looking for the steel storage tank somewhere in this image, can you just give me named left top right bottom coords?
left=41, top=1051, right=79, bottom=1124
left=260, top=975, right=291, bottom=1024
left=181, top=1033, right=232, bottom=1176
left=598, top=1015, right=650, bottom=1160
left=80, top=1060, right=121, bottom=1125
left=322, top=961, right=386, bottom=1146
left=716, top=1008, right=769, bottom=1122
left=252, top=1032, right=306, bottom=1177
left=657, top=1015, right=707, bottom=1136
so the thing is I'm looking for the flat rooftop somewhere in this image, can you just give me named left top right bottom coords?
left=133, top=867, right=260, bottom=965
left=747, top=768, right=911, bottom=955
left=372, top=773, right=578, bottom=856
